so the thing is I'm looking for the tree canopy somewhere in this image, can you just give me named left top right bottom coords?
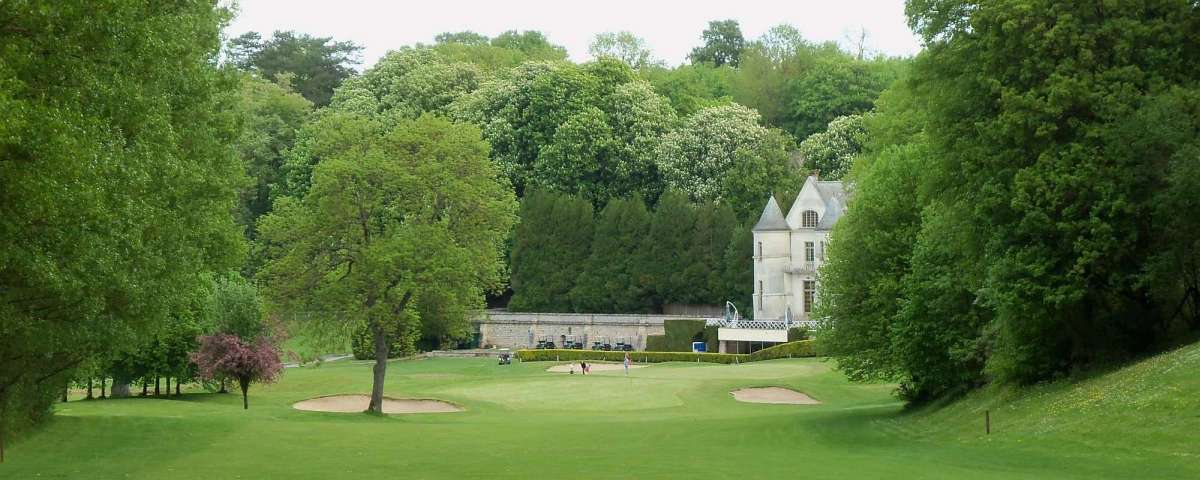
left=229, top=30, right=363, bottom=106
left=0, top=0, right=245, bottom=456
left=258, top=114, right=517, bottom=413
left=819, top=0, right=1200, bottom=400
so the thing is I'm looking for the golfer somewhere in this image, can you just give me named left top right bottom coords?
left=623, top=352, right=631, bottom=375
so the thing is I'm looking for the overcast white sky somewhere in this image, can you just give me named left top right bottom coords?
left=225, top=0, right=922, bottom=69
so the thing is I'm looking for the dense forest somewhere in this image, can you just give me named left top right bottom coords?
left=817, top=0, right=1200, bottom=401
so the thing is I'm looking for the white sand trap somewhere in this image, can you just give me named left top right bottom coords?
left=292, top=394, right=462, bottom=414
left=546, top=363, right=646, bottom=373
left=731, top=387, right=820, bottom=405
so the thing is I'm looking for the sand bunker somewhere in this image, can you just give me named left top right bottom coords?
left=730, top=387, right=820, bottom=405
left=292, top=394, right=462, bottom=414
left=546, top=363, right=646, bottom=373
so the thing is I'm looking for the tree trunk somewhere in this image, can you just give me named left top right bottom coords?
left=86, top=378, right=93, bottom=400
left=141, top=379, right=148, bottom=396
left=100, top=377, right=106, bottom=399
left=165, top=377, right=171, bottom=396
left=367, top=320, right=389, bottom=415
left=154, top=376, right=160, bottom=396
left=219, top=378, right=228, bottom=394
left=62, top=386, right=68, bottom=403
left=239, top=376, right=250, bottom=410
left=175, top=379, right=181, bottom=396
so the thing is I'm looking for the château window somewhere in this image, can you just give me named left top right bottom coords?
left=757, top=241, right=763, bottom=260
left=805, top=242, right=815, bottom=262
left=803, top=280, right=816, bottom=313
left=801, top=210, right=818, bottom=228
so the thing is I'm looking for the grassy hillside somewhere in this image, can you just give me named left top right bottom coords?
left=2, top=344, right=1197, bottom=479
left=884, top=340, right=1200, bottom=465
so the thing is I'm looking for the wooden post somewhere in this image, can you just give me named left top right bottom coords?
left=985, top=410, right=991, bottom=435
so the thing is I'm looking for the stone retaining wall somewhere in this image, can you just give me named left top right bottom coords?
left=477, top=310, right=720, bottom=351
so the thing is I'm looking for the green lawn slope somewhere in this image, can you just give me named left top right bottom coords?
left=1, top=342, right=1197, bottom=479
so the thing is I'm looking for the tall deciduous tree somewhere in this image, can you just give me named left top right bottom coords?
left=258, top=114, right=516, bottom=414
left=452, top=59, right=675, bottom=205
left=688, top=20, right=746, bottom=67
left=229, top=30, right=363, bottom=107
left=0, top=1, right=244, bottom=460
left=235, top=75, right=312, bottom=261
left=655, top=104, right=801, bottom=221
left=798, top=113, right=870, bottom=180
left=589, top=31, right=659, bottom=69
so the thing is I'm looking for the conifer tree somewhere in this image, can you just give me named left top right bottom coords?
left=571, top=196, right=653, bottom=312
left=638, top=192, right=698, bottom=307
left=509, top=190, right=594, bottom=311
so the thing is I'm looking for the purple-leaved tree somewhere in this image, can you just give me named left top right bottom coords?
left=190, top=334, right=282, bottom=409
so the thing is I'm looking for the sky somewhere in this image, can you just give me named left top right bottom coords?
left=224, top=0, right=923, bottom=69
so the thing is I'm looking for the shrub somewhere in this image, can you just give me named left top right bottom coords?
left=748, top=340, right=821, bottom=361
left=516, top=349, right=748, bottom=364
left=787, top=326, right=808, bottom=342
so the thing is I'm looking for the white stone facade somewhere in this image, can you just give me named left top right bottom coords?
left=751, top=175, right=846, bottom=323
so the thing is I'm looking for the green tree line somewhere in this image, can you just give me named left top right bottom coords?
left=508, top=190, right=753, bottom=315
left=818, top=0, right=1200, bottom=401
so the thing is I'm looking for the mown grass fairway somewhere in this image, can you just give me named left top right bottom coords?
left=5, top=349, right=1199, bottom=479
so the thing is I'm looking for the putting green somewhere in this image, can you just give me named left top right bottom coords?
left=4, top=354, right=1197, bottom=479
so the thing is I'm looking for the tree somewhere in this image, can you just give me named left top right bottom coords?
left=508, top=190, right=594, bottom=312
left=820, top=0, right=1200, bottom=399
left=640, top=64, right=736, bottom=117
left=788, top=57, right=898, bottom=139
left=489, top=31, right=568, bottom=61
left=452, top=59, right=675, bottom=205
left=329, top=47, right=482, bottom=122
left=589, top=31, right=658, bottom=69
left=688, top=20, right=746, bottom=67
left=0, top=1, right=244, bottom=460
left=797, top=113, right=870, bottom=180
left=235, top=75, right=312, bottom=260
left=258, top=114, right=516, bottom=414
left=655, top=104, right=802, bottom=221
left=229, top=30, right=363, bottom=106
left=720, top=224, right=754, bottom=316
left=191, top=334, right=282, bottom=409
left=571, top=196, right=654, bottom=313
left=638, top=192, right=699, bottom=307
left=680, top=202, right=738, bottom=304
left=435, top=31, right=490, bottom=46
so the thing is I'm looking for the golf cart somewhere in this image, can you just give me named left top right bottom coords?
left=498, top=352, right=513, bottom=365
left=590, top=337, right=612, bottom=351
left=613, top=337, right=634, bottom=351
left=536, top=337, right=556, bottom=349
left=562, top=335, right=584, bottom=350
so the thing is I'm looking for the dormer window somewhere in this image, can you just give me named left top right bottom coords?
left=801, top=210, right=818, bottom=228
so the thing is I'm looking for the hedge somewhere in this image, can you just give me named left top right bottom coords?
left=517, top=340, right=821, bottom=365
left=663, top=319, right=707, bottom=351
left=748, top=340, right=820, bottom=361
left=516, top=349, right=749, bottom=364
left=644, top=335, right=668, bottom=352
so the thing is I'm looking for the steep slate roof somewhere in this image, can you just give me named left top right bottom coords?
left=752, top=196, right=789, bottom=231
left=814, top=181, right=846, bottom=230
